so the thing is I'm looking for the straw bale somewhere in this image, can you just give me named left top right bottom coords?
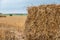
left=25, top=4, right=60, bottom=40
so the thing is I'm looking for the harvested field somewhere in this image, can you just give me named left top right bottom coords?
left=0, top=16, right=27, bottom=40
left=25, top=4, right=60, bottom=40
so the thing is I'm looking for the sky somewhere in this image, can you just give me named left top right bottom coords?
left=0, top=0, right=60, bottom=14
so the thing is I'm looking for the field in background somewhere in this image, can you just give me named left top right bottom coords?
left=0, top=15, right=27, bottom=30
left=0, top=15, right=27, bottom=40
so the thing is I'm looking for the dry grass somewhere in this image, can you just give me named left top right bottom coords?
left=0, top=16, right=27, bottom=40
left=0, top=16, right=27, bottom=29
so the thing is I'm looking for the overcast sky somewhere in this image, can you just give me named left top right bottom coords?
left=0, top=0, right=60, bottom=14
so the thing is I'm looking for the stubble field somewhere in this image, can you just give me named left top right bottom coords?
left=0, top=16, right=27, bottom=40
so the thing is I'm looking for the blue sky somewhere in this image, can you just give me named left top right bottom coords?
left=0, top=0, right=60, bottom=14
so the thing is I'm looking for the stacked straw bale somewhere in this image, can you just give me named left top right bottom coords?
left=25, top=4, right=60, bottom=40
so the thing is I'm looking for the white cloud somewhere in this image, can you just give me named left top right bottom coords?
left=1, top=0, right=29, bottom=7
left=1, top=0, right=9, bottom=8
left=1, top=0, right=9, bottom=4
